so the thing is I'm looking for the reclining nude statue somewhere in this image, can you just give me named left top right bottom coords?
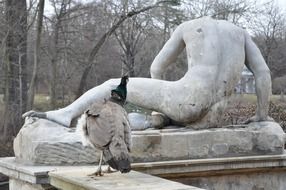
left=23, top=17, right=273, bottom=129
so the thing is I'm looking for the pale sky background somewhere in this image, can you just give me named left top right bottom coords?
left=44, top=0, right=286, bottom=13
left=277, top=0, right=286, bottom=10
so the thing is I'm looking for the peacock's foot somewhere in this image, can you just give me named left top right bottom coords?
left=88, top=167, right=104, bottom=177
left=88, top=166, right=117, bottom=177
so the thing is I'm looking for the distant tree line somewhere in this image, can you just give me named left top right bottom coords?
left=0, top=0, right=285, bottom=141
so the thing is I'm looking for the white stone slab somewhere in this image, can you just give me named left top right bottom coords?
left=49, top=169, right=204, bottom=190
left=0, top=157, right=96, bottom=184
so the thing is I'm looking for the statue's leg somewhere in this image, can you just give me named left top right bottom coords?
left=42, top=78, right=168, bottom=127
left=24, top=77, right=209, bottom=128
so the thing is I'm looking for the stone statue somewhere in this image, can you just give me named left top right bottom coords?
left=23, top=17, right=272, bottom=129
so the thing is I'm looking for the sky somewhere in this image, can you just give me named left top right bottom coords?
left=265, top=0, right=286, bottom=10
left=277, top=0, right=286, bottom=9
left=44, top=0, right=286, bottom=14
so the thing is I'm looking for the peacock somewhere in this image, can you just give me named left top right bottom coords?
left=77, top=75, right=131, bottom=176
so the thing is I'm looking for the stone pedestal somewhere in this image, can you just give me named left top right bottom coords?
left=1, top=118, right=285, bottom=189
left=14, top=118, right=285, bottom=165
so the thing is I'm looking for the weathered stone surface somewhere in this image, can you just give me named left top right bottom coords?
left=14, top=118, right=285, bottom=165
left=174, top=171, right=286, bottom=190
left=14, top=118, right=99, bottom=165
left=131, top=121, right=285, bottom=162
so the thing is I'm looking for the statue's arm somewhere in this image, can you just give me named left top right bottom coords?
left=150, top=24, right=185, bottom=79
left=244, top=32, right=272, bottom=122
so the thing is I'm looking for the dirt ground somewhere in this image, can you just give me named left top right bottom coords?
left=222, top=95, right=286, bottom=130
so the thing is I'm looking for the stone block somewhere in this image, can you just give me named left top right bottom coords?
left=14, top=118, right=99, bottom=165
left=9, top=178, right=55, bottom=190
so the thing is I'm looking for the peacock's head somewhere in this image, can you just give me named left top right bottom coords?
left=121, top=75, right=129, bottom=85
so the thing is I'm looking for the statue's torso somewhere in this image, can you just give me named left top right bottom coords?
left=162, top=18, right=247, bottom=123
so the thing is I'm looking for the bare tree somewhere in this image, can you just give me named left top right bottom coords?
left=113, top=0, right=152, bottom=76
left=27, top=0, right=45, bottom=110
left=251, top=1, right=285, bottom=78
left=48, top=0, right=72, bottom=108
left=75, top=0, right=180, bottom=98
left=184, top=0, right=257, bottom=25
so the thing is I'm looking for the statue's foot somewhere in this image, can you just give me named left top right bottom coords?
left=22, top=110, right=47, bottom=119
left=22, top=110, right=69, bottom=128
left=243, top=115, right=274, bottom=124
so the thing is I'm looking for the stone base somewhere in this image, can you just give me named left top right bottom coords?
left=9, top=178, right=55, bottom=190
left=2, top=155, right=286, bottom=190
left=14, top=118, right=286, bottom=164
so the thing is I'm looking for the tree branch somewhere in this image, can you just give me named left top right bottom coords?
left=75, top=0, right=178, bottom=97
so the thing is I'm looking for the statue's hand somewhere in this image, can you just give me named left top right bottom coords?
left=243, top=115, right=274, bottom=124
left=22, top=110, right=47, bottom=119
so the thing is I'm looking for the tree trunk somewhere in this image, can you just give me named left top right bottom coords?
left=27, top=0, right=45, bottom=110
left=49, top=0, right=71, bottom=109
left=3, top=0, right=28, bottom=139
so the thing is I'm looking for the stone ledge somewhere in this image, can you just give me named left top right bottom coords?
left=0, top=157, right=204, bottom=190
left=49, top=169, right=204, bottom=190
left=2, top=154, right=286, bottom=185
left=0, top=157, right=96, bottom=184
left=132, top=154, right=286, bottom=178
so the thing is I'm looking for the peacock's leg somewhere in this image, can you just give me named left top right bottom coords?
left=89, top=151, right=104, bottom=176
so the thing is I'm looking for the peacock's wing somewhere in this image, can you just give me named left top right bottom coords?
left=123, top=111, right=132, bottom=152
left=108, top=103, right=131, bottom=155
left=85, top=101, right=115, bottom=149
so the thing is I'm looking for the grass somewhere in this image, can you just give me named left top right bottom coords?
left=223, top=94, right=286, bottom=130
left=232, top=94, right=283, bottom=103
left=33, top=94, right=74, bottom=111
left=33, top=94, right=52, bottom=111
